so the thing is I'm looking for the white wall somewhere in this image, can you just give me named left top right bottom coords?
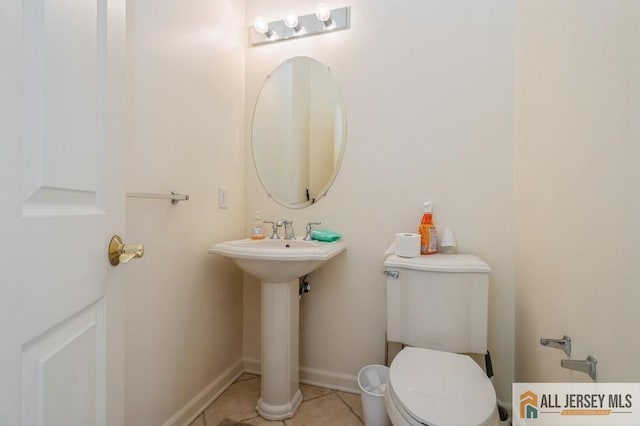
left=126, top=1, right=245, bottom=424
left=244, top=0, right=515, bottom=400
left=515, top=1, right=640, bottom=382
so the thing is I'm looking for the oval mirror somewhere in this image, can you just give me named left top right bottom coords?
left=252, top=56, right=347, bottom=208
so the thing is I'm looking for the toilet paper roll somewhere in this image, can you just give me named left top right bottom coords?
left=394, top=233, right=421, bottom=258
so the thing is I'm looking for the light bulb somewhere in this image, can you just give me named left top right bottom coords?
left=315, top=3, right=331, bottom=22
left=253, top=16, right=274, bottom=38
left=284, top=12, right=300, bottom=31
left=253, top=16, right=269, bottom=34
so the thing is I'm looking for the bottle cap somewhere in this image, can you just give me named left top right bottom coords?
left=423, top=201, right=433, bottom=212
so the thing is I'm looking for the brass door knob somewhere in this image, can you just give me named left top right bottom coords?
left=109, top=235, right=144, bottom=266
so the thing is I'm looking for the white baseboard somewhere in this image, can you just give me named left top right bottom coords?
left=242, top=357, right=261, bottom=375
left=242, top=357, right=360, bottom=394
left=161, top=358, right=244, bottom=426
left=300, top=365, right=360, bottom=394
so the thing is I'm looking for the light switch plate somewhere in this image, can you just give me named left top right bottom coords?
left=218, top=186, right=228, bottom=209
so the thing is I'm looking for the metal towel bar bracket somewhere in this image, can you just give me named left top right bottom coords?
left=561, top=355, right=598, bottom=381
left=540, top=335, right=571, bottom=356
left=126, top=191, right=189, bottom=204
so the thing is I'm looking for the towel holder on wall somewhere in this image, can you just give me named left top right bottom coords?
left=126, top=191, right=190, bottom=205
left=540, top=335, right=571, bottom=356
left=561, top=356, right=598, bottom=381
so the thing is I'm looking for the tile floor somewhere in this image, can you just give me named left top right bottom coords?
left=190, top=373, right=364, bottom=426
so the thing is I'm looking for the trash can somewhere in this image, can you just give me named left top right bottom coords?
left=357, top=364, right=392, bottom=426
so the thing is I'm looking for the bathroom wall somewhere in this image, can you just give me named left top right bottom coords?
left=243, top=0, right=516, bottom=400
left=126, top=1, right=245, bottom=424
left=515, top=1, right=640, bottom=382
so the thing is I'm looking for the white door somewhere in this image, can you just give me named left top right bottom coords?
left=0, top=1, right=126, bottom=425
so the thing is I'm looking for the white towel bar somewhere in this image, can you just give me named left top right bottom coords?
left=126, top=191, right=189, bottom=204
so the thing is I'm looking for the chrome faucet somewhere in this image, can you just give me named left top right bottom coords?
left=276, top=219, right=296, bottom=240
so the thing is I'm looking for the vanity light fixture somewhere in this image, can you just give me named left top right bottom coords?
left=250, top=5, right=350, bottom=46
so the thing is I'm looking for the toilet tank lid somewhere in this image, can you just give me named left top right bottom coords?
left=384, top=253, right=491, bottom=273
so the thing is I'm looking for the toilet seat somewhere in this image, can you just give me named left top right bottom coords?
left=387, top=347, right=498, bottom=426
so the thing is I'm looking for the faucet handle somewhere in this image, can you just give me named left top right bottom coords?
left=304, top=222, right=322, bottom=240
left=263, top=220, right=280, bottom=239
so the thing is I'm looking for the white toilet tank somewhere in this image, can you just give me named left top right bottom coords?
left=384, top=253, right=491, bottom=354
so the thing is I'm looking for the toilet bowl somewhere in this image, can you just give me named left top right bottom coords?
left=384, top=347, right=500, bottom=426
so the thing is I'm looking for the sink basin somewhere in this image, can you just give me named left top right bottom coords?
left=209, top=238, right=346, bottom=282
left=208, top=236, right=346, bottom=420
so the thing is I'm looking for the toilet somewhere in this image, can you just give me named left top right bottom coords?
left=383, top=253, right=500, bottom=426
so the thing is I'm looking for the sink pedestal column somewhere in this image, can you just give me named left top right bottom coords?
left=257, top=279, right=303, bottom=420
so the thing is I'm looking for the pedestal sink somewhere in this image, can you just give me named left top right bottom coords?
left=208, top=238, right=346, bottom=420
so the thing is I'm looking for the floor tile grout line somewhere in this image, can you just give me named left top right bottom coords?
left=202, top=376, right=261, bottom=425
left=299, top=389, right=334, bottom=403
left=234, top=373, right=259, bottom=384
left=335, top=391, right=364, bottom=424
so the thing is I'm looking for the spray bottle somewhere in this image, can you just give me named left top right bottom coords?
left=418, top=201, right=438, bottom=255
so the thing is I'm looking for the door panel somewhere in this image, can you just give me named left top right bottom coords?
left=0, top=0, right=125, bottom=424
left=23, top=0, right=103, bottom=212
left=22, top=302, right=104, bottom=426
